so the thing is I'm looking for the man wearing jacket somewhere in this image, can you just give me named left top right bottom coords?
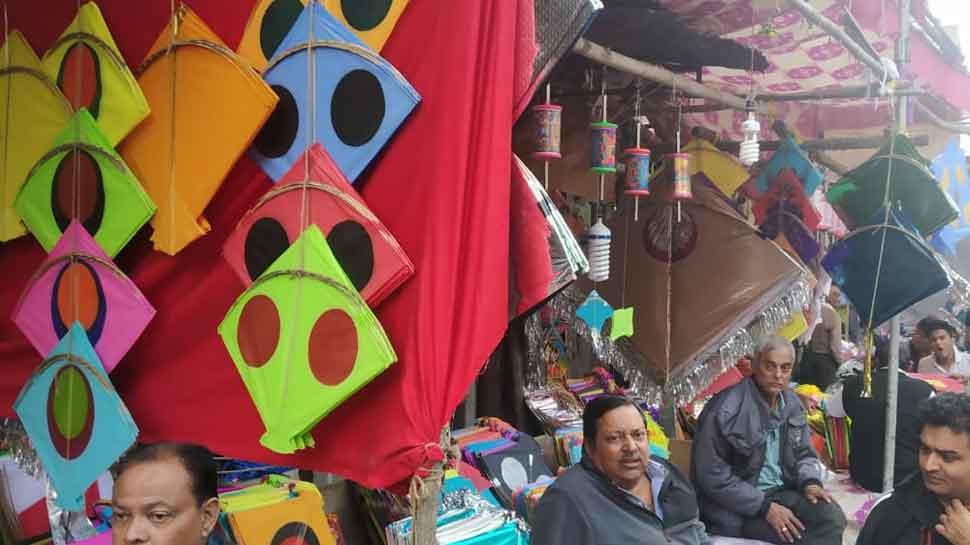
left=858, top=393, right=970, bottom=545
left=692, top=336, right=845, bottom=544
left=532, top=395, right=710, bottom=545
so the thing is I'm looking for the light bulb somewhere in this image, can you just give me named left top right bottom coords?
left=586, top=219, right=611, bottom=282
left=739, top=111, right=761, bottom=167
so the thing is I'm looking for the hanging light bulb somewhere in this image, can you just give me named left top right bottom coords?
left=739, top=104, right=761, bottom=167
left=586, top=218, right=611, bottom=282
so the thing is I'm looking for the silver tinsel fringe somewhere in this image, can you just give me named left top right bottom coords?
left=0, top=419, right=44, bottom=480
left=525, top=275, right=811, bottom=407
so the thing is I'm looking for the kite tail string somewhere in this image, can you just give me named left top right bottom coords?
left=1, top=2, right=9, bottom=238
left=861, top=98, right=898, bottom=397
left=66, top=0, right=84, bottom=460
left=621, top=200, right=630, bottom=308
left=664, top=203, right=673, bottom=391
left=166, top=0, right=178, bottom=253
left=275, top=0, right=318, bottom=447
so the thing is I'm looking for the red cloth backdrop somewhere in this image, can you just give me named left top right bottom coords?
left=0, top=0, right=536, bottom=489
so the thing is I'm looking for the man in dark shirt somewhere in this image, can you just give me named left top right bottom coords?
left=826, top=335, right=934, bottom=492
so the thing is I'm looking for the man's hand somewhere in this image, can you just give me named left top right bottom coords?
left=936, top=499, right=970, bottom=545
left=804, top=484, right=834, bottom=504
left=766, top=502, right=805, bottom=544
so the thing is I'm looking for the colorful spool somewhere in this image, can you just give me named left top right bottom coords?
left=590, top=121, right=618, bottom=174
left=531, top=104, right=563, bottom=160
left=623, top=148, right=651, bottom=196
left=669, top=152, right=692, bottom=200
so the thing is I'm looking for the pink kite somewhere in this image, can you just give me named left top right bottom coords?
left=12, top=221, right=155, bottom=373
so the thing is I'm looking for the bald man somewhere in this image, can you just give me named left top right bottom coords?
left=691, top=336, right=846, bottom=545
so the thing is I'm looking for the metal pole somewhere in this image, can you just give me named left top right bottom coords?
left=884, top=0, right=911, bottom=494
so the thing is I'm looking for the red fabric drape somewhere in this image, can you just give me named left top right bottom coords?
left=1, top=0, right=534, bottom=489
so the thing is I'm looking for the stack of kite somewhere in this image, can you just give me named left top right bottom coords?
left=219, top=477, right=337, bottom=545
left=7, top=2, right=154, bottom=512
left=220, top=1, right=419, bottom=453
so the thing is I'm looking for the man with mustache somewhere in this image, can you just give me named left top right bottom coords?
left=692, top=336, right=845, bottom=544
left=916, top=319, right=970, bottom=380
left=857, top=393, right=970, bottom=545
left=532, top=395, right=710, bottom=544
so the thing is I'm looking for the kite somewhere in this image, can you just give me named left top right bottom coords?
left=822, top=207, right=951, bottom=328
left=827, top=133, right=958, bottom=238
left=753, top=169, right=821, bottom=232
left=40, top=2, right=150, bottom=146
left=929, top=138, right=970, bottom=255
left=12, top=221, right=156, bottom=374
left=250, top=3, right=420, bottom=183
left=219, top=225, right=397, bottom=454
left=15, top=108, right=155, bottom=258
left=119, top=5, right=278, bottom=255
left=223, top=143, right=413, bottom=308
left=223, top=481, right=336, bottom=545
left=13, top=322, right=139, bottom=511
left=754, top=135, right=823, bottom=198
left=682, top=138, right=750, bottom=197
left=609, top=307, right=634, bottom=341
left=237, top=0, right=308, bottom=72
left=0, top=30, right=73, bottom=242
left=321, top=0, right=410, bottom=53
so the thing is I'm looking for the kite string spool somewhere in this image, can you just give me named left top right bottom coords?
left=531, top=83, right=561, bottom=190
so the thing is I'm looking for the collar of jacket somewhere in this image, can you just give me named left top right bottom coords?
left=895, top=471, right=945, bottom=528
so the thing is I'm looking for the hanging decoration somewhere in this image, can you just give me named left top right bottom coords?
left=827, top=133, right=958, bottom=237
left=249, top=4, right=421, bottom=184
left=738, top=105, right=761, bottom=167
left=585, top=218, right=611, bottom=282
left=40, top=2, right=150, bottom=146
left=670, top=152, right=692, bottom=201
left=13, top=323, right=139, bottom=512
left=12, top=221, right=156, bottom=374
left=14, top=108, right=155, bottom=258
left=753, top=135, right=823, bottom=198
left=0, top=30, right=73, bottom=242
left=119, top=5, right=279, bottom=255
left=223, top=143, right=413, bottom=308
left=929, top=138, right=970, bottom=256
left=624, top=83, right=650, bottom=221
left=680, top=138, right=749, bottom=198
left=321, top=0, right=410, bottom=53
left=530, top=84, right=562, bottom=190
left=219, top=225, right=397, bottom=454
left=576, top=289, right=613, bottom=346
left=609, top=307, right=634, bottom=341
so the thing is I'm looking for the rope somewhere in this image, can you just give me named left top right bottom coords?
left=166, top=0, right=178, bottom=253
left=66, top=0, right=84, bottom=460
left=1, top=2, right=10, bottom=236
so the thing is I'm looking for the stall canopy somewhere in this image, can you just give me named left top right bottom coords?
left=0, top=0, right=538, bottom=489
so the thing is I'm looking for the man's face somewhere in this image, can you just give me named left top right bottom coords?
left=920, top=426, right=970, bottom=500
left=826, top=287, right=842, bottom=307
left=112, top=458, right=218, bottom=545
left=930, top=329, right=955, bottom=360
left=588, top=405, right=650, bottom=488
left=753, top=348, right=794, bottom=397
left=912, top=329, right=931, bottom=356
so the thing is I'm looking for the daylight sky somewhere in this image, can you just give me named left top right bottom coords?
left=927, top=0, right=970, bottom=63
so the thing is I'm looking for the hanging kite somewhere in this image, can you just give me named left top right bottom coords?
left=237, top=0, right=308, bottom=72
left=219, top=225, right=397, bottom=454
left=119, top=5, right=278, bottom=255
left=250, top=3, right=420, bottom=183
left=0, top=30, right=73, bottom=242
left=223, top=143, right=413, bottom=308
left=682, top=138, right=750, bottom=197
left=753, top=169, right=821, bottom=231
left=597, top=171, right=804, bottom=391
left=759, top=202, right=821, bottom=265
left=827, top=133, right=958, bottom=237
left=754, top=135, right=823, bottom=198
left=321, top=0, right=410, bottom=52
left=929, top=138, right=970, bottom=256
left=40, top=2, right=149, bottom=146
left=12, top=221, right=156, bottom=374
left=13, top=322, right=139, bottom=511
left=15, top=108, right=155, bottom=258
left=822, top=206, right=951, bottom=328
left=223, top=481, right=336, bottom=545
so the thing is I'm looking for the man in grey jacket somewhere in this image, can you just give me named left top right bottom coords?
left=533, top=395, right=710, bottom=544
left=691, top=336, right=845, bottom=544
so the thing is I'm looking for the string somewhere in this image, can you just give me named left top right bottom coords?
left=275, top=0, right=318, bottom=449
left=664, top=204, right=673, bottom=390
left=166, top=0, right=178, bottom=253
left=1, top=2, right=9, bottom=238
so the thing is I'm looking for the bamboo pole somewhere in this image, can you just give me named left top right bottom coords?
left=410, top=426, right=450, bottom=545
left=914, top=99, right=970, bottom=135
left=649, top=133, right=928, bottom=155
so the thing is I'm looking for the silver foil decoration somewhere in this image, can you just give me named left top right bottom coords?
left=0, top=419, right=44, bottom=480
left=46, top=481, right=96, bottom=545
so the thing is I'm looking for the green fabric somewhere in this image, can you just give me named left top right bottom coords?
left=826, top=134, right=957, bottom=237
left=13, top=108, right=155, bottom=257
left=219, top=225, right=397, bottom=454
left=758, top=395, right=785, bottom=491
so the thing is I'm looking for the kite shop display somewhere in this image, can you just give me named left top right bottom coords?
left=0, top=0, right=421, bottom=535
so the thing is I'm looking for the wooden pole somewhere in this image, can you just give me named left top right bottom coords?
left=914, top=99, right=970, bottom=135
left=572, top=38, right=756, bottom=113
left=648, top=133, right=928, bottom=155
left=410, top=426, right=450, bottom=545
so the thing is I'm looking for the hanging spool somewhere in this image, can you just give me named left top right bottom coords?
left=531, top=103, right=563, bottom=160
left=669, top=152, right=692, bottom=200
left=590, top=121, right=618, bottom=174
left=586, top=218, right=611, bottom=282
left=624, top=148, right=651, bottom=196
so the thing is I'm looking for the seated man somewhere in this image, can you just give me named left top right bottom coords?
left=692, top=336, right=846, bottom=545
left=827, top=334, right=934, bottom=492
left=532, top=395, right=709, bottom=545
left=858, top=393, right=970, bottom=545
left=111, top=443, right=221, bottom=545
left=917, top=319, right=970, bottom=379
